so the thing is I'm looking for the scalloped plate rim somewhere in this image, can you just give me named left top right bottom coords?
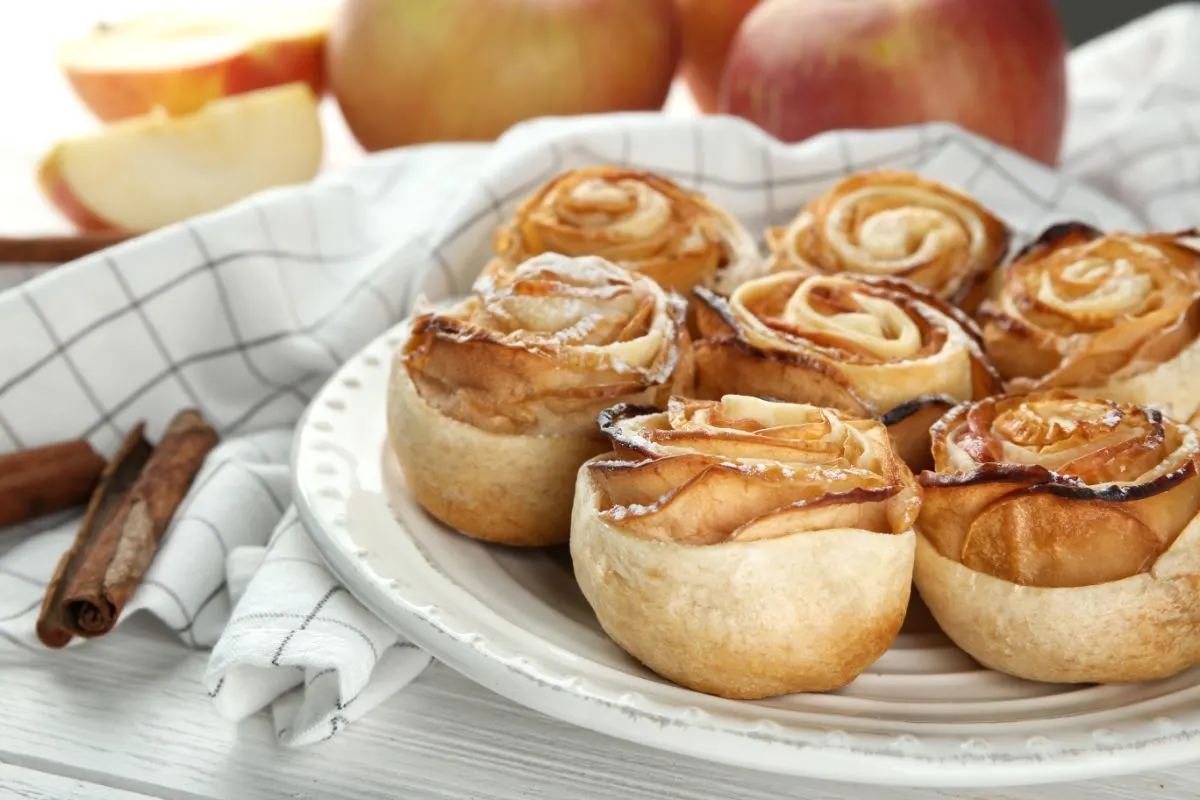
left=291, top=324, right=1200, bottom=788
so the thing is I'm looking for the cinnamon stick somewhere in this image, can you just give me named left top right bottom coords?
left=0, top=439, right=106, bottom=527
left=0, top=232, right=133, bottom=264
left=36, top=410, right=219, bottom=648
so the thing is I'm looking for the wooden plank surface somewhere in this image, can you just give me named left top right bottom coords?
left=0, top=763, right=162, bottom=800
left=0, top=618, right=1196, bottom=800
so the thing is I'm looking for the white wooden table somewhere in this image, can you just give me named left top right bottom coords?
left=3, top=617, right=1197, bottom=800
left=4, top=3, right=1200, bottom=798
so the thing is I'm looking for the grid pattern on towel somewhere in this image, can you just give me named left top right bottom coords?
left=2, top=3, right=1198, bottom=743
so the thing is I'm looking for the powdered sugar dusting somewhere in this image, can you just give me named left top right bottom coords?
left=605, top=501, right=662, bottom=521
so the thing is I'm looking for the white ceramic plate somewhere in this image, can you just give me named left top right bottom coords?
left=293, top=326, right=1200, bottom=789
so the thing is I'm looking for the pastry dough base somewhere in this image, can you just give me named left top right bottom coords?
left=570, top=463, right=916, bottom=699
left=913, top=531, right=1200, bottom=684
left=387, top=352, right=608, bottom=546
left=1072, top=335, right=1200, bottom=426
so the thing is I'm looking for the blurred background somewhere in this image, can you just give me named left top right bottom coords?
left=1056, top=0, right=1174, bottom=43
left=0, top=0, right=1176, bottom=239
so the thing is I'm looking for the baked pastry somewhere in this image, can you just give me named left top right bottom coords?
left=766, top=170, right=1010, bottom=312
left=388, top=252, right=693, bottom=546
left=491, top=165, right=763, bottom=295
left=915, top=390, right=1200, bottom=684
left=978, top=223, right=1200, bottom=425
left=693, top=272, right=1001, bottom=470
left=571, top=395, right=920, bottom=699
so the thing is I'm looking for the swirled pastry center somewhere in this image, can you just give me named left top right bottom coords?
left=1034, top=257, right=1154, bottom=324
left=991, top=401, right=1144, bottom=473
left=1004, top=237, right=1193, bottom=337
left=921, top=389, right=1200, bottom=588
left=825, top=187, right=986, bottom=272
left=650, top=395, right=880, bottom=473
left=780, top=277, right=922, bottom=360
left=766, top=171, right=1009, bottom=309
left=992, top=400, right=1123, bottom=449
left=493, top=166, right=764, bottom=295
left=404, top=254, right=688, bottom=436
left=473, top=260, right=663, bottom=362
left=590, top=395, right=920, bottom=544
left=556, top=178, right=674, bottom=241
left=734, top=274, right=941, bottom=363
left=945, top=394, right=1191, bottom=486
left=978, top=228, right=1200, bottom=396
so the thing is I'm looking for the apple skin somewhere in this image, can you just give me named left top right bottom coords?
left=37, top=84, right=323, bottom=234
left=63, top=34, right=326, bottom=123
left=676, top=0, right=760, bottom=113
left=327, top=0, right=682, bottom=152
left=719, top=0, right=1068, bottom=165
left=36, top=149, right=115, bottom=231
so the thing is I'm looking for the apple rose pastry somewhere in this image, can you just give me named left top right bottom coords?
left=979, top=223, right=1200, bottom=425
left=571, top=395, right=920, bottom=699
left=693, top=272, right=1002, bottom=471
left=915, top=391, right=1200, bottom=684
left=766, top=171, right=1010, bottom=311
left=387, top=253, right=693, bottom=547
left=491, top=165, right=763, bottom=295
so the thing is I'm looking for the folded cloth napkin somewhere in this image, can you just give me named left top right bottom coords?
left=0, top=143, right=488, bottom=746
left=2, top=4, right=1200, bottom=747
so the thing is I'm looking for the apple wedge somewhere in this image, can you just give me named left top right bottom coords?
left=59, top=2, right=334, bottom=122
left=38, top=83, right=323, bottom=233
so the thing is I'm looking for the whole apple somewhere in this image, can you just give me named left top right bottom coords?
left=328, top=0, right=682, bottom=151
left=676, top=0, right=760, bottom=113
left=719, top=0, right=1068, bottom=165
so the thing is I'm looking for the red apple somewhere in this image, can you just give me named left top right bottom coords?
left=38, top=84, right=323, bottom=233
left=327, top=0, right=682, bottom=152
left=720, top=0, right=1068, bottom=165
left=59, top=3, right=333, bottom=122
left=676, top=0, right=760, bottom=113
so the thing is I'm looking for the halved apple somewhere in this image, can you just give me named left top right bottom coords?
left=59, top=3, right=334, bottom=122
left=38, top=83, right=323, bottom=233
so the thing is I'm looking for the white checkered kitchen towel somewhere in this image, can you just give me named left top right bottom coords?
left=2, top=5, right=1200, bottom=747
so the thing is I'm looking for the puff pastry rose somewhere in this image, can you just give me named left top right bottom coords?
left=979, top=223, right=1200, bottom=425
left=766, top=171, right=1010, bottom=311
left=571, top=395, right=920, bottom=699
left=915, top=391, right=1200, bottom=684
left=387, top=253, right=693, bottom=547
left=693, top=272, right=1001, bottom=470
left=491, top=165, right=763, bottom=295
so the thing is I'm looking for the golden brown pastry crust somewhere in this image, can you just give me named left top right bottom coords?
left=914, top=390, right=1200, bottom=683
left=979, top=223, right=1200, bottom=424
left=388, top=367, right=609, bottom=546
left=491, top=165, right=763, bottom=295
left=766, top=170, right=1010, bottom=311
left=692, top=272, right=1001, bottom=470
left=389, top=253, right=693, bottom=546
left=570, top=395, right=918, bottom=699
